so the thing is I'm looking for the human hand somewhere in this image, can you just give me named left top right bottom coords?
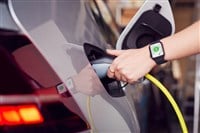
left=72, top=64, right=104, bottom=96
left=107, top=46, right=156, bottom=83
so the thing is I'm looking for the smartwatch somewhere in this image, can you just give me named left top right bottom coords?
left=149, top=40, right=166, bottom=65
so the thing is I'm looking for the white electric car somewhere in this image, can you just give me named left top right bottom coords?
left=0, top=0, right=176, bottom=133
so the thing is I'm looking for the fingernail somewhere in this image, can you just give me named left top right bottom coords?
left=109, top=66, right=114, bottom=73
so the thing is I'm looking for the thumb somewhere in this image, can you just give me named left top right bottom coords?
left=106, top=49, right=124, bottom=56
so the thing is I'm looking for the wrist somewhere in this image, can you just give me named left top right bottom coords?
left=144, top=45, right=157, bottom=68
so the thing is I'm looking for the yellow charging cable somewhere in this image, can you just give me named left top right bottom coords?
left=87, top=96, right=98, bottom=133
left=145, top=73, right=188, bottom=133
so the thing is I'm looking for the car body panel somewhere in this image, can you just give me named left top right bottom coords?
left=9, top=0, right=134, bottom=132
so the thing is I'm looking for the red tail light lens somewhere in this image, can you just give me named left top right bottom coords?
left=1, top=106, right=22, bottom=125
left=18, top=105, right=44, bottom=124
left=0, top=105, right=44, bottom=125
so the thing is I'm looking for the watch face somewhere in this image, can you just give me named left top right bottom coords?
left=150, top=42, right=164, bottom=58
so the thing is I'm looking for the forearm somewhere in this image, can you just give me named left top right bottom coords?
left=162, top=20, right=200, bottom=61
left=106, top=20, right=200, bottom=83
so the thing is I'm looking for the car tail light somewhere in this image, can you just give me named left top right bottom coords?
left=18, top=105, right=44, bottom=124
left=0, top=105, right=44, bottom=125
